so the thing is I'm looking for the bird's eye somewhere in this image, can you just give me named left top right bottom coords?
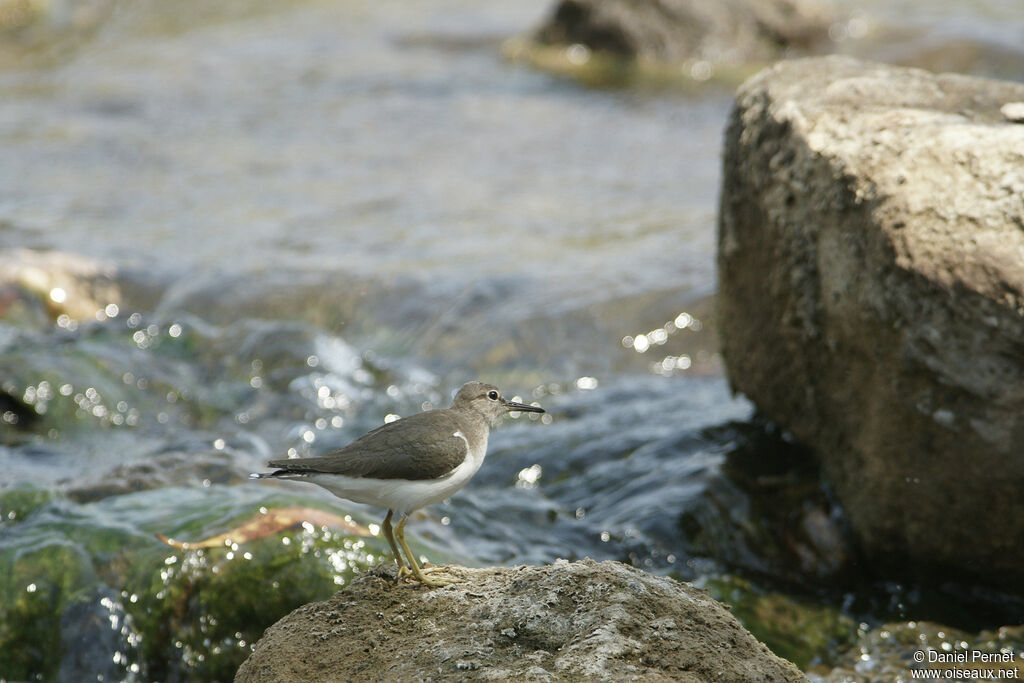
left=487, top=390, right=499, bottom=401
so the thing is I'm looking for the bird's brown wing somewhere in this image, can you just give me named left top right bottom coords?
left=265, top=410, right=468, bottom=481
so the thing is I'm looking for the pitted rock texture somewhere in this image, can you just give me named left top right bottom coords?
left=236, top=559, right=806, bottom=682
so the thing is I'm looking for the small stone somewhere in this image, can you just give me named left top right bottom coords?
left=1000, top=102, right=1024, bottom=122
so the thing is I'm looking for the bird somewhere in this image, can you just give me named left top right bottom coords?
left=254, top=381, right=545, bottom=586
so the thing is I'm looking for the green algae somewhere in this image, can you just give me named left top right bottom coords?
left=124, top=529, right=375, bottom=681
left=0, top=483, right=55, bottom=523
left=0, top=540, right=96, bottom=681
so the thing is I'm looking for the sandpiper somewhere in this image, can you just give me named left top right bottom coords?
left=254, top=381, right=544, bottom=586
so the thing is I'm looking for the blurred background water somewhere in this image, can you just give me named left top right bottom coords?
left=2, top=0, right=1023, bottom=680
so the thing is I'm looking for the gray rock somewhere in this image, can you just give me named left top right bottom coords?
left=236, top=559, right=807, bottom=682
left=718, top=55, right=1024, bottom=589
left=533, top=0, right=834, bottom=66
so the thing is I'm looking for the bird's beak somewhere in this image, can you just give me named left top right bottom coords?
left=504, top=398, right=545, bottom=414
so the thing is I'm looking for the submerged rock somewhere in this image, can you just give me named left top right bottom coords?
left=532, top=0, right=834, bottom=67
left=718, top=56, right=1024, bottom=590
left=236, top=559, right=807, bottom=682
left=0, top=248, right=121, bottom=324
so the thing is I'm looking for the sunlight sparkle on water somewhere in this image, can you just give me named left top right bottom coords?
left=565, top=43, right=590, bottom=66
left=653, top=355, right=692, bottom=376
left=622, top=311, right=704, bottom=376
left=516, top=464, right=542, bottom=489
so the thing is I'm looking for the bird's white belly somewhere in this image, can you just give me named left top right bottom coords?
left=307, top=442, right=485, bottom=514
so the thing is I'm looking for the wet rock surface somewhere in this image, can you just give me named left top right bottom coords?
left=718, top=55, right=1024, bottom=590
left=236, top=559, right=807, bottom=682
left=810, top=621, right=1024, bottom=682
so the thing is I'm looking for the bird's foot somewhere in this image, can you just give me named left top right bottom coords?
left=419, top=564, right=453, bottom=576
left=404, top=564, right=463, bottom=587
left=414, top=571, right=463, bottom=587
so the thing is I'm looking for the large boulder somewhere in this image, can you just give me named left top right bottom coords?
left=718, top=56, right=1024, bottom=589
left=236, top=559, right=807, bottom=682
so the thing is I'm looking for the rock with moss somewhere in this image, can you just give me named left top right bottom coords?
left=701, top=575, right=856, bottom=670
left=236, top=559, right=807, bottom=682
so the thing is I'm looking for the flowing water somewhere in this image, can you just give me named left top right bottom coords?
left=2, top=0, right=1023, bottom=680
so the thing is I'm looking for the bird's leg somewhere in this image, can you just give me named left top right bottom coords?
left=394, top=513, right=462, bottom=587
left=381, top=510, right=410, bottom=580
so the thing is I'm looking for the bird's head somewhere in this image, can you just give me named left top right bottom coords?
left=451, top=381, right=545, bottom=424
